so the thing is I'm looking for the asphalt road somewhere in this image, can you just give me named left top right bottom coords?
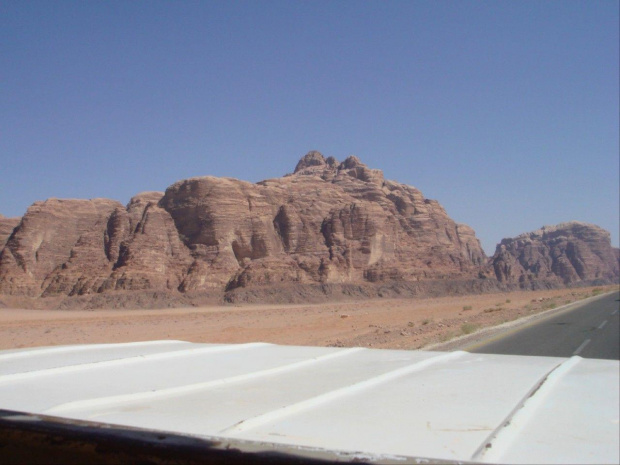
left=466, top=290, right=620, bottom=360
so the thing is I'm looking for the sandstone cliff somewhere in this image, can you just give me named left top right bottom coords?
left=0, top=152, right=487, bottom=305
left=1, top=153, right=617, bottom=309
left=0, top=215, right=20, bottom=249
left=491, top=222, right=620, bottom=286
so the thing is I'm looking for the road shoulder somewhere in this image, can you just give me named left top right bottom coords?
left=426, top=290, right=619, bottom=352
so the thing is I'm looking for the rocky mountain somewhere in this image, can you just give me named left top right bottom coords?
left=0, top=153, right=617, bottom=309
left=0, top=152, right=489, bottom=306
left=491, top=222, right=619, bottom=286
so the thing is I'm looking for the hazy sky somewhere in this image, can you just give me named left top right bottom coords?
left=1, top=1, right=618, bottom=254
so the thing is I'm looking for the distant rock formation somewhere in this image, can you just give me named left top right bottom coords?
left=1, top=153, right=617, bottom=309
left=491, top=222, right=620, bottom=286
left=0, top=152, right=486, bottom=304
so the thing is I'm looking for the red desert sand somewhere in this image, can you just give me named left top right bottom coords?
left=1, top=286, right=615, bottom=351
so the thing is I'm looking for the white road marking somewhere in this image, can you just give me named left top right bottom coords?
left=573, top=339, right=591, bottom=355
left=598, top=320, right=608, bottom=329
left=611, top=309, right=618, bottom=316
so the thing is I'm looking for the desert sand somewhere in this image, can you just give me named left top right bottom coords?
left=1, top=286, right=615, bottom=351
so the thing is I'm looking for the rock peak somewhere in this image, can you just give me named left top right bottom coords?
left=291, top=151, right=385, bottom=185
left=294, top=151, right=327, bottom=173
left=294, top=152, right=369, bottom=174
left=340, top=155, right=363, bottom=169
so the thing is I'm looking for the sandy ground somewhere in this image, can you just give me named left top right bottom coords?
left=1, top=285, right=616, bottom=351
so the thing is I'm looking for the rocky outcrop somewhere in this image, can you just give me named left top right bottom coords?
left=0, top=194, right=198, bottom=299
left=100, top=192, right=194, bottom=293
left=0, top=199, right=123, bottom=297
left=0, top=215, right=20, bottom=249
left=0, top=152, right=487, bottom=304
left=4, top=151, right=615, bottom=309
left=491, top=222, right=620, bottom=286
left=160, top=152, right=486, bottom=295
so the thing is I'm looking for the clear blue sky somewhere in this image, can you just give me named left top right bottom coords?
left=1, top=1, right=618, bottom=255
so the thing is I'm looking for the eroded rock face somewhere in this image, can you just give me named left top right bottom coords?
left=100, top=192, right=193, bottom=293
left=491, top=222, right=620, bottom=285
left=3, top=152, right=618, bottom=306
left=0, top=152, right=487, bottom=301
left=160, top=152, right=486, bottom=293
left=0, top=215, right=20, bottom=249
left=0, top=199, right=122, bottom=297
